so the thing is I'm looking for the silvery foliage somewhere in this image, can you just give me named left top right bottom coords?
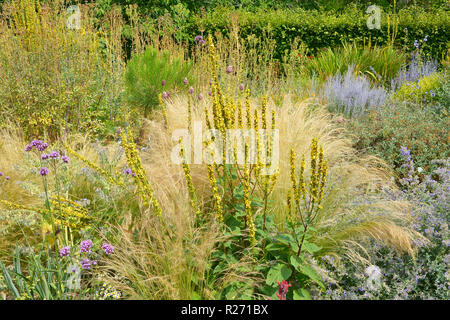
left=323, top=66, right=388, bottom=118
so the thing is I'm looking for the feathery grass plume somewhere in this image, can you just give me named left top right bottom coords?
left=120, top=129, right=162, bottom=216
left=99, top=170, right=222, bottom=300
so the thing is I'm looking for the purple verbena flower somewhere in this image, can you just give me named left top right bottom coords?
left=188, top=86, right=194, bottom=94
left=102, top=243, right=114, bottom=255
left=80, top=239, right=93, bottom=253
left=61, top=156, right=69, bottom=163
left=59, top=246, right=70, bottom=257
left=81, top=258, right=93, bottom=270
left=39, top=167, right=49, bottom=176
left=49, top=151, right=60, bottom=159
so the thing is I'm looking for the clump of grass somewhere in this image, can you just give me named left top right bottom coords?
left=306, top=43, right=406, bottom=85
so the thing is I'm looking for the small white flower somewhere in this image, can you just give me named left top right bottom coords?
left=417, top=167, right=423, bottom=173
left=365, top=265, right=382, bottom=291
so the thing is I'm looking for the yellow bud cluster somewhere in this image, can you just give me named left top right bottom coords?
left=207, top=164, right=223, bottom=222
left=243, top=163, right=256, bottom=246
left=120, top=130, right=162, bottom=216
left=288, top=138, right=329, bottom=227
left=179, top=142, right=201, bottom=217
left=65, top=144, right=124, bottom=187
left=50, top=196, right=92, bottom=230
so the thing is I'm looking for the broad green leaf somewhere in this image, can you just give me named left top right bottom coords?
left=302, top=242, right=321, bottom=254
left=294, top=288, right=312, bottom=300
left=299, top=265, right=325, bottom=290
left=266, top=263, right=292, bottom=285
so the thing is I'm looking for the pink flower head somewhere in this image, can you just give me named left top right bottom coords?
left=336, top=116, right=344, bottom=124
left=276, top=280, right=292, bottom=300
left=188, top=86, right=194, bottom=94
left=226, top=65, right=233, bottom=74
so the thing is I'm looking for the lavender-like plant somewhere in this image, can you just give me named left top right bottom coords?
left=323, top=66, right=388, bottom=118
left=390, top=53, right=438, bottom=91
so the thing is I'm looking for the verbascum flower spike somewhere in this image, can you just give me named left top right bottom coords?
left=289, top=148, right=300, bottom=205
left=207, top=164, right=223, bottom=222
left=120, top=130, right=162, bottom=216
left=180, top=141, right=201, bottom=217
left=243, top=162, right=256, bottom=246
left=245, top=88, right=251, bottom=129
left=65, top=144, right=123, bottom=187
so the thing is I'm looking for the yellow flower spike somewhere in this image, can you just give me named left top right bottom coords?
left=289, top=148, right=300, bottom=205
left=287, top=191, right=293, bottom=223
left=261, top=96, right=268, bottom=131
left=65, top=144, right=123, bottom=187
left=205, top=106, right=212, bottom=130
left=180, top=141, right=201, bottom=217
left=237, top=101, right=243, bottom=130
left=243, top=162, right=256, bottom=246
left=207, top=164, right=223, bottom=222
left=120, top=130, right=162, bottom=216
left=245, top=88, right=251, bottom=129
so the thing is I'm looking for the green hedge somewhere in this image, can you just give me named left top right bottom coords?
left=188, top=6, right=449, bottom=60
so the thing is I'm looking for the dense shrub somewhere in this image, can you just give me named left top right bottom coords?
left=393, top=72, right=442, bottom=103
left=347, top=102, right=449, bottom=177
left=189, top=5, right=449, bottom=60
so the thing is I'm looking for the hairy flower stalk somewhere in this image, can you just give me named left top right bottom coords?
left=65, top=145, right=124, bottom=187
left=158, top=93, right=169, bottom=129
left=288, top=139, right=328, bottom=256
left=120, top=130, right=162, bottom=216
left=179, top=139, right=201, bottom=217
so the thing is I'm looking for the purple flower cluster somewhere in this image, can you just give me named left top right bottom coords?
left=25, top=139, right=48, bottom=152
left=59, top=246, right=70, bottom=257
left=124, top=168, right=135, bottom=177
left=162, top=91, right=170, bottom=99
left=81, top=258, right=97, bottom=270
left=39, top=167, right=49, bottom=176
left=390, top=53, right=438, bottom=91
left=194, top=35, right=205, bottom=45
left=102, top=243, right=114, bottom=255
left=80, top=239, right=93, bottom=253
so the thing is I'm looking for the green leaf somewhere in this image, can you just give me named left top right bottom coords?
left=289, top=255, right=303, bottom=271
left=0, top=261, right=20, bottom=298
left=299, top=265, right=325, bottom=290
left=302, top=242, right=321, bottom=254
left=266, top=263, right=292, bottom=285
left=293, top=288, right=311, bottom=300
